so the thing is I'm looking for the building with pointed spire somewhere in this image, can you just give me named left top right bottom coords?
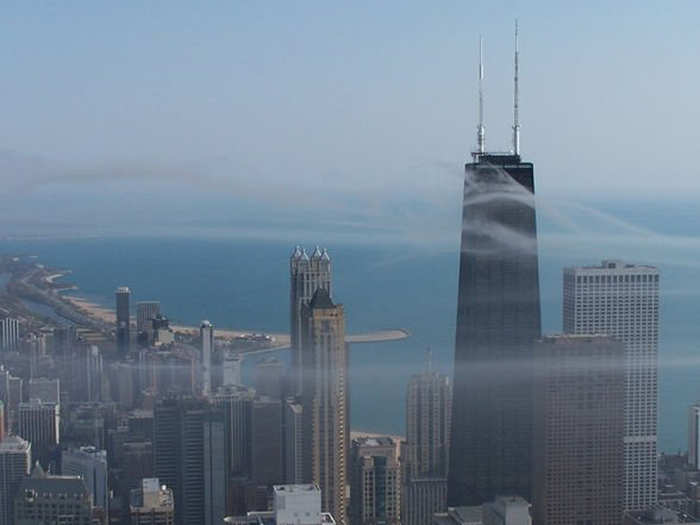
left=300, top=289, right=348, bottom=525
left=290, top=246, right=332, bottom=396
left=449, top=24, right=541, bottom=506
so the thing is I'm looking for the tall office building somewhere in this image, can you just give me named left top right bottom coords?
left=18, top=398, right=59, bottom=468
left=689, top=404, right=700, bottom=470
left=284, top=399, right=304, bottom=484
left=290, top=245, right=331, bottom=395
left=130, top=478, right=175, bottom=525
left=404, top=353, right=452, bottom=525
left=137, top=301, right=161, bottom=334
left=200, top=321, right=214, bottom=397
left=449, top=29, right=541, bottom=506
left=154, top=397, right=226, bottom=525
left=300, top=289, right=348, bottom=525
left=62, top=446, right=109, bottom=515
left=204, top=410, right=227, bottom=525
left=350, top=437, right=401, bottom=525
left=0, top=435, right=31, bottom=525
left=532, top=335, right=625, bottom=525
left=251, top=396, right=283, bottom=486
left=116, top=286, right=132, bottom=354
left=563, top=260, right=660, bottom=510
left=154, top=397, right=209, bottom=525
left=0, top=318, right=20, bottom=352
left=213, top=385, right=255, bottom=480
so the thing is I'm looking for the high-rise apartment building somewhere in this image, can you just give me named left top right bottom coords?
left=116, top=286, right=132, bottom=354
left=563, top=260, right=660, bottom=510
left=290, top=245, right=331, bottom=395
left=0, top=435, right=31, bottom=525
left=18, top=398, right=59, bottom=468
left=532, top=335, right=625, bottom=525
left=404, top=354, right=452, bottom=525
left=300, top=289, right=348, bottom=525
left=350, top=437, right=401, bottom=525
left=130, top=478, right=175, bottom=525
left=689, top=404, right=700, bottom=470
left=0, top=318, right=20, bottom=352
left=200, top=321, right=214, bottom=397
left=405, top=353, right=451, bottom=480
left=450, top=31, right=541, bottom=506
left=137, top=301, right=161, bottom=334
left=62, top=446, right=109, bottom=515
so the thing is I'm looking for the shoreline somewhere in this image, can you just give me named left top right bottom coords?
left=61, top=294, right=408, bottom=346
left=62, top=294, right=291, bottom=345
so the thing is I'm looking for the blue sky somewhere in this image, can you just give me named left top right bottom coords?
left=0, top=2, right=699, bottom=239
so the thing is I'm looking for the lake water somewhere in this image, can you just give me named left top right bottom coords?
left=0, top=236, right=698, bottom=452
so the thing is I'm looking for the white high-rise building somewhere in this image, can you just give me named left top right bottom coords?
left=563, top=260, right=660, bottom=511
left=200, top=321, right=214, bottom=397
left=689, top=404, right=700, bottom=470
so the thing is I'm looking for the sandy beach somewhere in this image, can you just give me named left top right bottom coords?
left=62, top=294, right=291, bottom=345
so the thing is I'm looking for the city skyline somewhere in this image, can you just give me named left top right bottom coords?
left=0, top=4, right=698, bottom=525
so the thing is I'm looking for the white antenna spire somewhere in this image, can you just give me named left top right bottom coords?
left=512, top=19, right=520, bottom=156
left=476, top=36, right=486, bottom=156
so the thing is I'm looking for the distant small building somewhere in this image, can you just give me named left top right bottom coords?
left=624, top=507, right=700, bottom=525
left=130, top=478, right=175, bottom=525
left=225, top=484, right=336, bottom=525
left=14, top=463, right=95, bottom=524
left=432, top=497, right=531, bottom=525
left=0, top=318, right=20, bottom=352
left=28, top=377, right=60, bottom=404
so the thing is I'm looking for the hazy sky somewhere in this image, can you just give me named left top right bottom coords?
left=1, top=1, right=699, bottom=240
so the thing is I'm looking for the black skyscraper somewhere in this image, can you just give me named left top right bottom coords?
left=115, top=286, right=131, bottom=355
left=448, top=27, right=541, bottom=506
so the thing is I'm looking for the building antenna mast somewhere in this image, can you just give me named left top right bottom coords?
left=476, top=36, right=486, bottom=157
left=512, top=19, right=520, bottom=156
